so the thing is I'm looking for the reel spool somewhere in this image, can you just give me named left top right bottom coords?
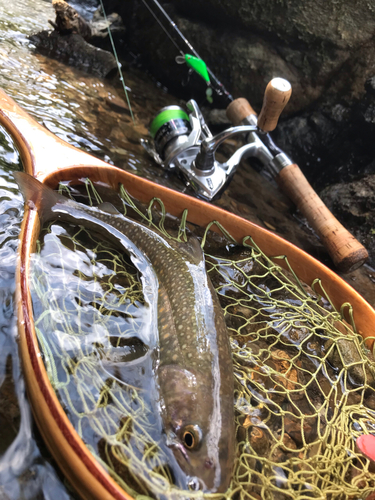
left=149, top=106, right=191, bottom=162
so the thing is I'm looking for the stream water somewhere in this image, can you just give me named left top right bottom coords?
left=0, top=0, right=189, bottom=497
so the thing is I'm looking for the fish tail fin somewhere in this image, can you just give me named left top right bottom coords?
left=13, top=171, right=68, bottom=223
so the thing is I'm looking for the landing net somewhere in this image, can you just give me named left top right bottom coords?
left=31, top=180, right=375, bottom=499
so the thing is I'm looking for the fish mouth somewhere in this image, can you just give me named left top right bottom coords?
left=173, top=442, right=190, bottom=463
left=168, top=442, right=215, bottom=492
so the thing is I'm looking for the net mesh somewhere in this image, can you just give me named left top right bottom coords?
left=30, top=180, right=375, bottom=500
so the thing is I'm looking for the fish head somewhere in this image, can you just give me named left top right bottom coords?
left=159, top=365, right=234, bottom=493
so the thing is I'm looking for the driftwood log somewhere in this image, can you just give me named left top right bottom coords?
left=29, top=31, right=118, bottom=78
left=30, top=0, right=119, bottom=78
left=49, top=0, right=92, bottom=39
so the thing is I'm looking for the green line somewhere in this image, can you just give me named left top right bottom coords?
left=99, top=0, right=135, bottom=124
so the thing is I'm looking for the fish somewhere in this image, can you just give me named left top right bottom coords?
left=14, top=172, right=235, bottom=493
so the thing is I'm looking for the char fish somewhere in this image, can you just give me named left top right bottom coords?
left=15, top=172, right=235, bottom=493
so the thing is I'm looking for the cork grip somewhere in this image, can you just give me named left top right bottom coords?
left=257, top=78, right=292, bottom=132
left=277, top=164, right=368, bottom=272
left=226, top=98, right=257, bottom=125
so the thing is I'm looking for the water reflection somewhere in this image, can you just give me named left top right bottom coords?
left=0, top=127, right=74, bottom=498
left=0, top=0, right=187, bottom=496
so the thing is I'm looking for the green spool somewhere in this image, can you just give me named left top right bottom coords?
left=149, top=106, right=189, bottom=138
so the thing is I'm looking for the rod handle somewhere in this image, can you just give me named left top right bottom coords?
left=226, top=97, right=256, bottom=125
left=277, top=164, right=368, bottom=272
left=257, top=78, right=292, bottom=132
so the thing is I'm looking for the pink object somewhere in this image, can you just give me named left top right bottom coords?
left=357, top=434, right=375, bottom=461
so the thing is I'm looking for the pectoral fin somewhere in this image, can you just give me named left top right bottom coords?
left=13, top=171, right=73, bottom=223
left=177, top=237, right=204, bottom=265
left=98, top=202, right=121, bottom=215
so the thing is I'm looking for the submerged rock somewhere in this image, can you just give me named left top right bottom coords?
left=326, top=336, right=375, bottom=388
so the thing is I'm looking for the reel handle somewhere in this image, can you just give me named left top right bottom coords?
left=225, top=77, right=292, bottom=131
left=277, top=164, right=368, bottom=272
left=257, top=78, right=292, bottom=132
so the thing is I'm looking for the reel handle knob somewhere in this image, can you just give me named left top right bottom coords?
left=226, top=98, right=256, bottom=126
left=257, top=78, right=292, bottom=132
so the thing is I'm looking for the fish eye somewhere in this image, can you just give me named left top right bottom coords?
left=182, top=424, right=202, bottom=450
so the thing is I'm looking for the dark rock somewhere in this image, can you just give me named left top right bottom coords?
left=175, top=0, right=375, bottom=49
left=29, top=30, right=118, bottom=78
left=89, top=9, right=127, bottom=54
left=99, top=0, right=375, bottom=114
left=0, top=356, right=20, bottom=454
left=201, top=108, right=231, bottom=127
left=273, top=78, right=375, bottom=191
left=365, top=76, right=375, bottom=96
left=105, top=94, right=131, bottom=115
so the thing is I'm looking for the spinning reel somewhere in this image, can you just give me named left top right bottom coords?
left=141, top=78, right=293, bottom=201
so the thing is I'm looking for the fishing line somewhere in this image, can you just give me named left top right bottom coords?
left=99, top=0, right=135, bottom=124
left=142, top=0, right=233, bottom=102
left=139, top=0, right=184, bottom=56
left=140, top=0, right=233, bottom=102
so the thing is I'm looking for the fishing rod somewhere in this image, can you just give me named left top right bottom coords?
left=138, top=0, right=233, bottom=105
left=137, top=1, right=368, bottom=272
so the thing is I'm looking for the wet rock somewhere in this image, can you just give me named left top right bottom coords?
left=0, top=356, right=20, bottom=454
left=280, top=433, right=297, bottom=453
left=283, top=412, right=318, bottom=447
left=267, top=349, right=300, bottom=396
left=29, top=30, right=117, bottom=78
left=365, top=392, right=375, bottom=411
left=248, top=426, right=270, bottom=457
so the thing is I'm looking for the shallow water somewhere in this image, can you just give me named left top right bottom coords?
left=0, top=0, right=188, bottom=497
